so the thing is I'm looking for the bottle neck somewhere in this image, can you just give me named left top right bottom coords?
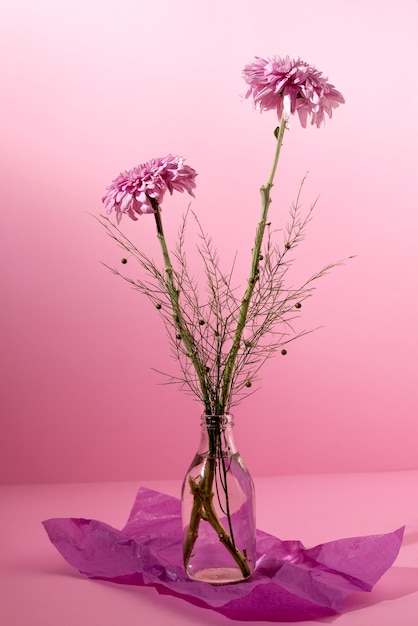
left=199, top=414, right=237, bottom=457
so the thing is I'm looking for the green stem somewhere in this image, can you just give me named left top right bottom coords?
left=219, top=117, right=287, bottom=412
left=152, top=200, right=212, bottom=414
left=152, top=200, right=249, bottom=577
left=154, top=118, right=286, bottom=576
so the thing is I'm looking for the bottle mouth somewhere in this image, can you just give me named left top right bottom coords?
left=202, top=414, right=233, bottom=428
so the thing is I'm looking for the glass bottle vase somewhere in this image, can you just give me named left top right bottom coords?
left=181, top=414, right=256, bottom=584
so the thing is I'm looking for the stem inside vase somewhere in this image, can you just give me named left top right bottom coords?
left=182, top=415, right=256, bottom=584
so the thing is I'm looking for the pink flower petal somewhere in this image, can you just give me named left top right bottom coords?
left=243, top=55, right=344, bottom=128
left=102, top=156, right=197, bottom=223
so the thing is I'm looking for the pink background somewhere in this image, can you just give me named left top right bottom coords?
left=1, top=0, right=417, bottom=484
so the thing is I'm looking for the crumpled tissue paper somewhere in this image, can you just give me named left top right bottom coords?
left=43, top=487, right=404, bottom=622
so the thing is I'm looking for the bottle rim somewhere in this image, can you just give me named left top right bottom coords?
left=201, top=414, right=234, bottom=428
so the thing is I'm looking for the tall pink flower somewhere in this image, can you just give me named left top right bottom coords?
left=242, top=55, right=344, bottom=128
left=102, top=155, right=197, bottom=222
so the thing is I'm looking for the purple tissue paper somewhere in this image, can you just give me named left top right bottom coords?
left=43, top=487, right=404, bottom=622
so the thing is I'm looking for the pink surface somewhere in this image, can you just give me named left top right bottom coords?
left=1, top=0, right=418, bottom=484
left=1, top=472, right=418, bottom=625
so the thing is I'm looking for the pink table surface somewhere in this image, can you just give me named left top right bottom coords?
left=1, top=471, right=418, bottom=626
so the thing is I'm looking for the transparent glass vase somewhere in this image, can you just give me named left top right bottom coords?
left=181, top=414, right=256, bottom=584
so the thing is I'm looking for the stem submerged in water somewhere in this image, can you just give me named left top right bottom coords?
left=183, top=420, right=251, bottom=579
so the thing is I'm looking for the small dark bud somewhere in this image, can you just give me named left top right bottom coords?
left=274, top=126, right=280, bottom=139
left=244, top=340, right=253, bottom=348
left=258, top=254, right=263, bottom=261
left=176, top=334, right=181, bottom=340
left=205, top=366, right=210, bottom=373
left=198, top=319, right=205, bottom=326
left=285, top=243, right=291, bottom=250
left=155, top=303, right=162, bottom=310
left=281, top=349, right=287, bottom=355
left=295, top=302, right=302, bottom=309
left=121, top=258, right=128, bottom=264
left=245, top=380, right=252, bottom=388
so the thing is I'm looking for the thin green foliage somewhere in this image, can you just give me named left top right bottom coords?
left=94, top=174, right=348, bottom=413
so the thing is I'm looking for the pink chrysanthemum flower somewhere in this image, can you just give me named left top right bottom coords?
left=242, top=55, right=345, bottom=128
left=102, top=154, right=197, bottom=222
